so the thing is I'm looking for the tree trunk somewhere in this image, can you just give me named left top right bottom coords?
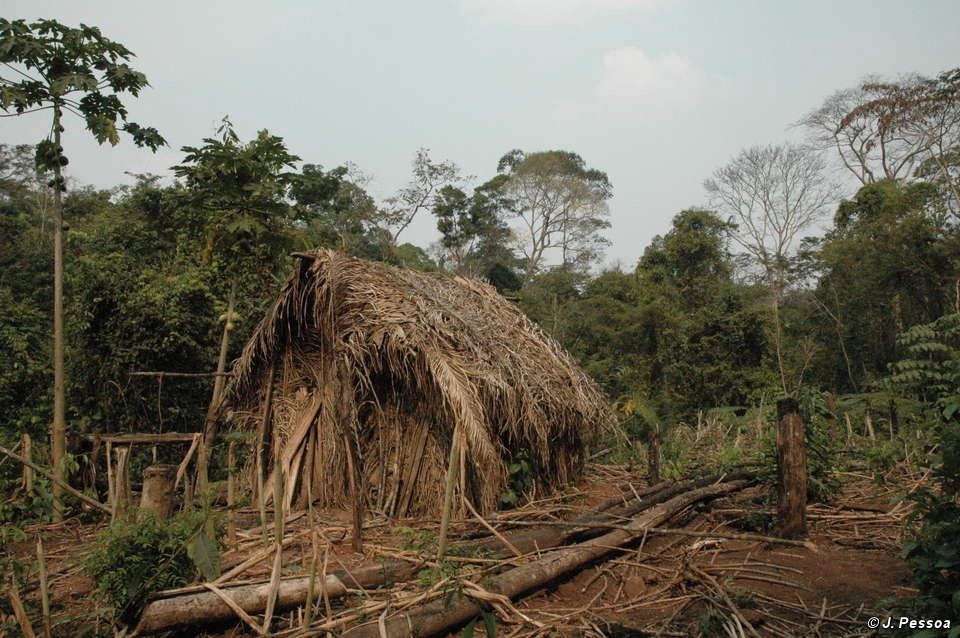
left=771, top=283, right=788, bottom=394
left=196, top=279, right=237, bottom=494
left=139, top=464, right=177, bottom=518
left=775, top=398, right=807, bottom=539
left=51, top=104, right=67, bottom=521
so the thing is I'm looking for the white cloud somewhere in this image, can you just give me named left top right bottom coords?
left=464, top=0, right=665, bottom=27
left=556, top=46, right=705, bottom=122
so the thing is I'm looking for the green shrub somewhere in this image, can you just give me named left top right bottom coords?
left=85, top=509, right=220, bottom=624
left=498, top=450, right=533, bottom=509
left=899, top=396, right=960, bottom=632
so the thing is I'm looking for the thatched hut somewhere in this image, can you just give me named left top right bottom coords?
left=226, top=249, right=615, bottom=517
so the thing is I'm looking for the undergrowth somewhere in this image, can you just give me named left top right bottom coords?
left=84, top=508, right=222, bottom=625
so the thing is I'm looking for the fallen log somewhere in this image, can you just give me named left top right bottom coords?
left=343, top=479, right=750, bottom=638
left=132, top=474, right=747, bottom=633
left=133, top=562, right=412, bottom=634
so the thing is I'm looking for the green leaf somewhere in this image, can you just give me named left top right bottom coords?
left=187, top=528, right=220, bottom=580
left=482, top=611, right=497, bottom=637
left=461, top=618, right=476, bottom=638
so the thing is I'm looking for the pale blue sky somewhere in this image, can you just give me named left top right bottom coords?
left=4, top=0, right=959, bottom=266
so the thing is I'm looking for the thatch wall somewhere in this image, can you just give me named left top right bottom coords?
left=226, top=249, right=615, bottom=517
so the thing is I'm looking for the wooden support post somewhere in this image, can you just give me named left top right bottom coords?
left=888, top=398, right=899, bottom=440
left=256, top=367, right=275, bottom=548
left=647, top=429, right=662, bottom=485
left=343, top=433, right=363, bottom=553
left=775, top=398, right=807, bottom=539
left=114, top=446, right=131, bottom=518
left=437, top=428, right=461, bottom=559
left=227, top=440, right=237, bottom=550
left=140, top=464, right=177, bottom=518
left=825, top=392, right=839, bottom=440
left=36, top=537, right=50, bottom=638
left=864, top=406, right=876, bottom=441
left=21, top=434, right=32, bottom=492
left=105, top=440, right=114, bottom=516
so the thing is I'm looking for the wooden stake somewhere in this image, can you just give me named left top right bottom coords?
left=262, top=442, right=285, bottom=636
left=437, top=428, right=461, bottom=559
left=825, top=392, right=839, bottom=440
left=105, top=440, right=114, bottom=517
left=114, top=446, right=131, bottom=517
left=864, top=406, right=876, bottom=441
left=255, top=367, right=275, bottom=548
left=647, top=429, right=662, bottom=485
left=21, top=434, right=32, bottom=492
left=343, top=433, right=363, bottom=553
left=36, top=537, right=51, bottom=638
left=775, top=398, right=807, bottom=539
left=227, top=440, right=237, bottom=550
left=888, top=398, right=899, bottom=440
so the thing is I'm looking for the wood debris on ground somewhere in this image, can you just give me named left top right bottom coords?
left=2, top=462, right=924, bottom=637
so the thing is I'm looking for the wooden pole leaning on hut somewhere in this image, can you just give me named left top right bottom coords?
left=437, top=427, right=462, bottom=559
left=775, top=397, right=807, bottom=538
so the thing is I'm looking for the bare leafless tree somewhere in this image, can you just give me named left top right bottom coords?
left=705, top=143, right=838, bottom=392
left=800, top=79, right=930, bottom=185
left=384, top=148, right=464, bottom=242
left=800, top=68, right=960, bottom=220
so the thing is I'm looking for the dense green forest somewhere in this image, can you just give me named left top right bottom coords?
left=2, top=18, right=960, bottom=634
left=3, top=68, right=958, bottom=449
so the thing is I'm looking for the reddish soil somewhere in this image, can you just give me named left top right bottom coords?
left=4, top=469, right=917, bottom=638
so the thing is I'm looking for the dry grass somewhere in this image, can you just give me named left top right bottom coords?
left=226, top=250, right=616, bottom=516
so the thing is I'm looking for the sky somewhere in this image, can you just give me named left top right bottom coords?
left=3, top=0, right=960, bottom=268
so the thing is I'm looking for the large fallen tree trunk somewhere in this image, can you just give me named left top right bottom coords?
left=133, top=475, right=747, bottom=634
left=343, top=478, right=750, bottom=638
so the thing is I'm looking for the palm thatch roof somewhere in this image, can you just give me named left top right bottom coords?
left=226, top=249, right=615, bottom=517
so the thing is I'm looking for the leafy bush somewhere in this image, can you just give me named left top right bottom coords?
left=498, top=450, right=533, bottom=509
left=881, top=314, right=960, bottom=633
left=85, top=509, right=221, bottom=624
left=898, top=395, right=960, bottom=633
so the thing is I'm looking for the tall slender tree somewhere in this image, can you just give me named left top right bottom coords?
left=0, top=19, right=164, bottom=517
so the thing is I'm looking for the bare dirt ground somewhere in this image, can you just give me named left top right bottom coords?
left=4, top=464, right=919, bottom=637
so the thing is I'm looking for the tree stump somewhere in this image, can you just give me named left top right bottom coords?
left=140, top=464, right=178, bottom=518
left=775, top=398, right=807, bottom=538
